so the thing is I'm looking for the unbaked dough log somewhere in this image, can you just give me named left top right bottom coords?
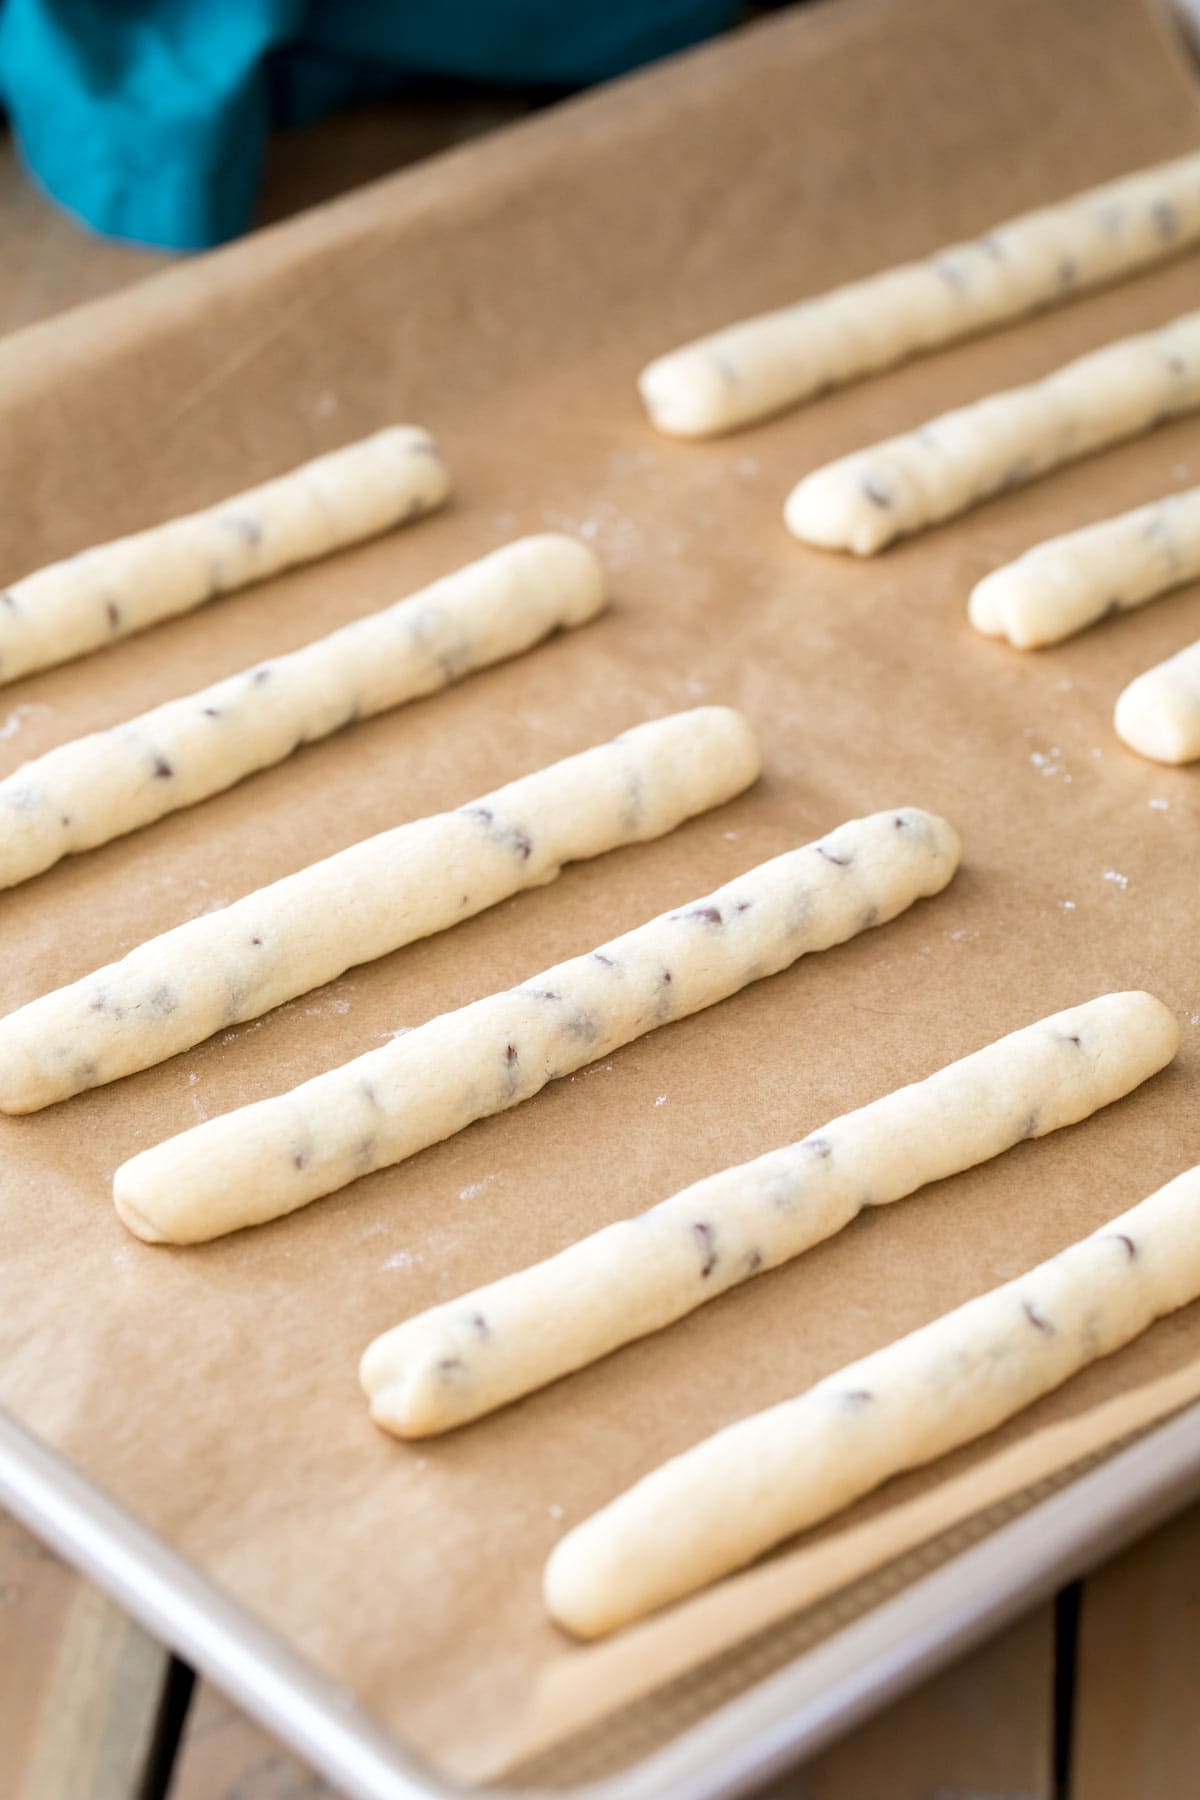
left=969, top=488, right=1200, bottom=647
left=361, top=992, right=1177, bottom=1437
left=0, top=535, right=603, bottom=889
left=640, top=154, right=1200, bottom=439
left=1114, top=638, right=1200, bottom=764
left=0, top=709, right=760, bottom=1113
left=784, top=311, right=1200, bottom=555
left=113, top=807, right=961, bottom=1244
left=545, top=1161, right=1200, bottom=1637
left=0, top=428, right=450, bottom=685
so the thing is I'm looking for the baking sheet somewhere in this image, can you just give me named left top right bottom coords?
left=1, top=0, right=1199, bottom=1783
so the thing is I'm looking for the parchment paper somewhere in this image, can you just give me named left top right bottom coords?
left=1, top=0, right=1199, bottom=1784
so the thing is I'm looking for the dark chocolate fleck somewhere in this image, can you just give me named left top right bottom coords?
left=1023, top=1300, right=1054, bottom=1334
left=354, top=1136, right=377, bottom=1166
left=660, top=969, right=672, bottom=985
left=60, top=815, right=70, bottom=827
left=462, top=803, right=532, bottom=860
left=147, top=984, right=177, bottom=1017
left=839, top=1388, right=874, bottom=1406
left=734, top=900, right=753, bottom=913
left=816, top=845, right=850, bottom=867
left=470, top=1311, right=490, bottom=1339
left=692, top=1220, right=718, bottom=1278
left=505, top=1043, right=518, bottom=1066
left=744, top=1248, right=764, bottom=1274
left=437, top=644, right=474, bottom=683
left=804, top=1136, right=833, bottom=1159
left=1111, top=1233, right=1137, bottom=1260
left=1152, top=200, right=1179, bottom=242
left=202, top=706, right=221, bottom=718
left=292, top=1149, right=310, bottom=1171
left=1020, top=1113, right=1038, bottom=1140
left=227, top=514, right=263, bottom=546
left=619, top=769, right=645, bottom=835
left=252, top=666, right=272, bottom=685
left=935, top=259, right=967, bottom=292
left=436, top=1356, right=464, bottom=1377
left=525, top=987, right=561, bottom=1002
left=105, top=600, right=121, bottom=630
left=250, top=935, right=263, bottom=946
left=860, top=476, right=892, bottom=509
left=997, top=457, right=1033, bottom=494
left=359, top=1078, right=381, bottom=1111
left=1060, top=1033, right=1082, bottom=1048
left=592, top=951, right=615, bottom=967
left=153, top=757, right=173, bottom=779
left=222, top=984, right=249, bottom=1024
left=0, top=591, right=18, bottom=612
left=686, top=904, right=723, bottom=925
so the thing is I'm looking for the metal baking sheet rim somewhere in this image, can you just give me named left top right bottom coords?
left=2, top=1400, right=1198, bottom=1800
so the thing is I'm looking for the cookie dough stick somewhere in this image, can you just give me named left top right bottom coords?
left=785, top=311, right=1200, bottom=555
left=970, top=488, right=1200, bottom=647
left=1114, top=639, right=1200, bottom=763
left=362, top=992, right=1177, bottom=1437
left=113, top=807, right=961, bottom=1245
left=0, top=535, right=604, bottom=890
left=640, top=152, right=1200, bottom=438
left=546, top=1163, right=1200, bottom=1637
left=0, top=427, right=450, bottom=686
left=0, top=708, right=760, bottom=1112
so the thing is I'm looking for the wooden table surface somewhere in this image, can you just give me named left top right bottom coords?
left=2, top=105, right=1199, bottom=1800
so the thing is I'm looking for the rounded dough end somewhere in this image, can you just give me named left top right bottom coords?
left=523, top=533, right=608, bottom=625
left=365, top=1383, right=419, bottom=1439
left=542, top=1534, right=611, bottom=1640
left=0, top=1041, right=50, bottom=1115
left=360, top=1334, right=474, bottom=1438
left=966, top=574, right=1008, bottom=639
left=783, top=469, right=885, bottom=555
left=1114, top=676, right=1189, bottom=764
left=693, top=704, right=763, bottom=790
left=892, top=807, right=962, bottom=891
left=1061, top=990, right=1180, bottom=1092
left=637, top=355, right=729, bottom=439
left=381, top=425, right=452, bottom=504
left=1129, top=991, right=1182, bottom=1066
left=112, top=1176, right=170, bottom=1245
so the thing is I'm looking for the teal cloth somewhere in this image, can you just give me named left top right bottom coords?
left=0, top=0, right=736, bottom=249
